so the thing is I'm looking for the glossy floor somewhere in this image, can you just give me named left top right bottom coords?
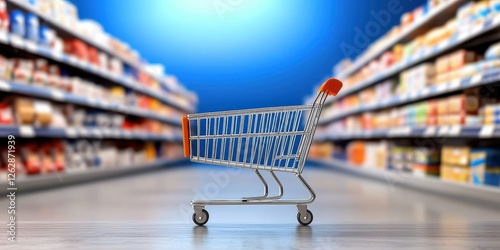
left=2, top=163, right=500, bottom=249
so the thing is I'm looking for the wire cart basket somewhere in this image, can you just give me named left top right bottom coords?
left=182, top=78, right=343, bottom=226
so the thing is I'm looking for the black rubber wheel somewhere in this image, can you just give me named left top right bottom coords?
left=192, top=209, right=209, bottom=226
left=297, top=210, right=313, bottom=226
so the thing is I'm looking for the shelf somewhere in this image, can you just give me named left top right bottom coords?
left=310, top=158, right=500, bottom=207
left=0, top=158, right=187, bottom=195
left=315, top=125, right=500, bottom=141
left=327, top=13, right=500, bottom=104
left=319, top=68, right=500, bottom=124
left=0, top=31, right=193, bottom=113
left=336, top=0, right=464, bottom=80
left=0, top=125, right=182, bottom=141
left=6, top=0, right=169, bottom=89
left=0, top=80, right=182, bottom=126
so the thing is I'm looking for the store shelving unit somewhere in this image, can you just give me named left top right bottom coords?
left=336, top=0, right=465, bottom=80
left=0, top=31, right=193, bottom=113
left=320, top=68, right=500, bottom=124
left=310, top=158, right=500, bottom=207
left=0, top=125, right=181, bottom=141
left=0, top=158, right=185, bottom=195
left=322, top=10, right=500, bottom=107
left=316, top=125, right=499, bottom=140
left=0, top=80, right=181, bottom=125
left=6, top=0, right=173, bottom=90
left=0, top=0, right=195, bottom=190
left=307, top=0, right=500, bottom=199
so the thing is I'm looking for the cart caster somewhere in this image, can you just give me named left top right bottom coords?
left=192, top=209, right=209, bottom=226
left=297, top=210, right=313, bottom=226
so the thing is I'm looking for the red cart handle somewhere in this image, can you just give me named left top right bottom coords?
left=182, top=116, right=190, bottom=157
left=318, top=78, right=343, bottom=96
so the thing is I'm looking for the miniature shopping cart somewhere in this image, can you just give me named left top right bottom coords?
left=182, top=78, right=342, bottom=226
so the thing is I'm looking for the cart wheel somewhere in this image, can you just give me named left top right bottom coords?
left=297, top=210, right=313, bottom=226
left=192, top=209, right=209, bottom=226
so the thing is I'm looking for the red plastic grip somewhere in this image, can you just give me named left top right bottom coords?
left=182, top=116, right=190, bottom=157
left=318, top=78, right=343, bottom=96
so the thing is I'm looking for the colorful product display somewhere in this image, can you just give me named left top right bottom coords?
left=0, top=139, right=183, bottom=177
left=335, top=0, right=500, bottom=89
left=0, top=0, right=196, bottom=107
left=324, top=41, right=500, bottom=121
left=312, top=140, right=500, bottom=188
left=0, top=95, right=181, bottom=137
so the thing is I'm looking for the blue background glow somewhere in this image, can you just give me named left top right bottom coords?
left=70, top=0, right=423, bottom=112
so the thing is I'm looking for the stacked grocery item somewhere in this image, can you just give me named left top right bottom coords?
left=0, top=139, right=183, bottom=176
left=346, top=140, right=387, bottom=169
left=336, top=0, right=500, bottom=89
left=0, top=95, right=180, bottom=136
left=321, top=83, right=500, bottom=134
left=323, top=40, right=500, bottom=122
left=312, top=140, right=500, bottom=188
left=1, top=0, right=196, bottom=108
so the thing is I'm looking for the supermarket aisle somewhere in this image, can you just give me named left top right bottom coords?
left=2, top=163, right=500, bottom=249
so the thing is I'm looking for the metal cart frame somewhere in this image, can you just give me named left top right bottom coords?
left=182, top=78, right=342, bottom=226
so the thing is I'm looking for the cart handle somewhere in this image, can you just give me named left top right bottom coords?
left=182, top=116, right=190, bottom=157
left=318, top=78, right=343, bottom=96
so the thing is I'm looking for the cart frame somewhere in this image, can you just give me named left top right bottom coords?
left=182, top=78, right=342, bottom=226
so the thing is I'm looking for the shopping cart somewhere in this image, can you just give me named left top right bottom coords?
left=182, top=78, right=342, bottom=226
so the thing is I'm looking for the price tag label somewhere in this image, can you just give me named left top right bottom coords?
left=52, top=50, right=63, bottom=60
left=438, top=40, right=448, bottom=50
left=438, top=126, right=449, bottom=136
left=472, top=24, right=483, bottom=35
left=479, top=125, right=495, bottom=138
left=401, top=126, right=411, bottom=135
left=68, top=56, right=78, bottom=65
left=421, top=88, right=430, bottom=96
left=123, top=130, right=132, bottom=138
left=79, top=128, right=89, bottom=136
left=10, top=35, right=24, bottom=48
left=423, top=127, right=436, bottom=136
left=449, top=125, right=461, bottom=136
left=495, top=15, right=500, bottom=26
left=436, top=84, right=447, bottom=93
left=471, top=74, right=482, bottom=84
left=410, top=91, right=418, bottom=99
left=448, top=79, right=460, bottom=90
left=25, top=41, right=38, bottom=52
left=0, top=80, right=11, bottom=91
left=0, top=32, right=8, bottom=42
left=19, top=125, right=35, bottom=137
left=92, top=128, right=103, bottom=138
left=65, top=127, right=77, bottom=138
left=51, top=90, right=64, bottom=101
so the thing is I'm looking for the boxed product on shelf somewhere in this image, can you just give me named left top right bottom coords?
left=0, top=0, right=7, bottom=33
left=346, top=141, right=387, bottom=169
left=20, top=143, right=41, bottom=175
left=9, top=9, right=25, bottom=37
left=14, top=97, right=35, bottom=124
left=485, top=170, right=500, bottom=187
left=441, top=146, right=471, bottom=183
left=308, top=142, right=333, bottom=159
left=485, top=41, right=500, bottom=60
left=434, top=50, right=479, bottom=85
left=442, top=146, right=470, bottom=166
left=0, top=98, right=13, bottom=124
left=33, top=99, right=52, bottom=126
left=13, top=59, right=34, bottom=83
left=25, top=13, right=38, bottom=42
left=389, top=146, right=413, bottom=172
left=469, top=148, right=500, bottom=186
left=441, top=164, right=470, bottom=183
left=412, top=148, right=440, bottom=177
